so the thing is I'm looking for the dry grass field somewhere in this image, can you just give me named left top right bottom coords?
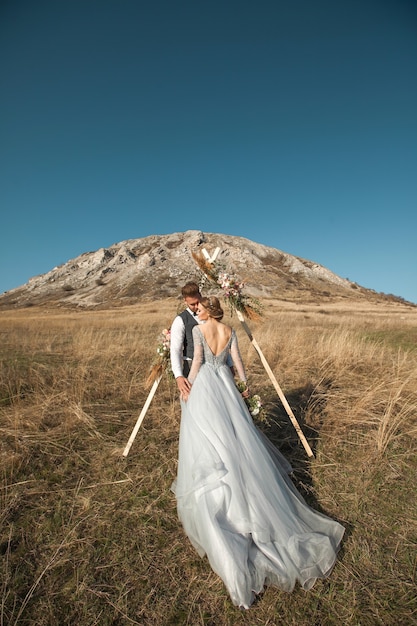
left=1, top=299, right=416, bottom=626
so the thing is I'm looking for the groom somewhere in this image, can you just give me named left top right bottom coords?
left=170, top=282, right=202, bottom=397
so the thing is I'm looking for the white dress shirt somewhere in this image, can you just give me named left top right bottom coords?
left=170, top=308, right=200, bottom=379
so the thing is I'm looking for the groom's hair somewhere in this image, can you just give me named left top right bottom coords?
left=181, top=282, right=201, bottom=298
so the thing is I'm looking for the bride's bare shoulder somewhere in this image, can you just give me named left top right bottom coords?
left=222, top=323, right=233, bottom=338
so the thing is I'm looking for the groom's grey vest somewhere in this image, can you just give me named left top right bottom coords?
left=180, top=310, right=198, bottom=376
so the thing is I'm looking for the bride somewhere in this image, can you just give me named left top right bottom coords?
left=172, top=296, right=344, bottom=609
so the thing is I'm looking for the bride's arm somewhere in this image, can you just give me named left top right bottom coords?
left=230, top=330, right=247, bottom=381
left=230, top=330, right=250, bottom=396
left=187, top=327, right=204, bottom=386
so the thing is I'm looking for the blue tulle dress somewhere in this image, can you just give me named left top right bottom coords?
left=172, top=326, right=344, bottom=608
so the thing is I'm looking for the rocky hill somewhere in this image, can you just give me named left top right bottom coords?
left=0, top=230, right=411, bottom=309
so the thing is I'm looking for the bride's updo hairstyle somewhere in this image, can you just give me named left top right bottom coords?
left=201, top=296, right=224, bottom=321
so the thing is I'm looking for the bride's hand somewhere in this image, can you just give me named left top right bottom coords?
left=181, top=385, right=192, bottom=402
left=241, top=386, right=250, bottom=399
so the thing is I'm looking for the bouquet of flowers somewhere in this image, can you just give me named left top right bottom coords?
left=157, top=328, right=171, bottom=360
left=236, top=380, right=266, bottom=421
left=192, top=252, right=262, bottom=320
left=145, top=328, right=173, bottom=388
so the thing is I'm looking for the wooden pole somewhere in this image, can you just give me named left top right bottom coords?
left=122, top=375, right=162, bottom=457
left=202, top=246, right=220, bottom=263
left=236, top=310, right=314, bottom=458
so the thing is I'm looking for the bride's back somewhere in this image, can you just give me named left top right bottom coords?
left=200, top=320, right=232, bottom=356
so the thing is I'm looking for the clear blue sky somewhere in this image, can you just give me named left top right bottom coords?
left=1, top=0, right=416, bottom=303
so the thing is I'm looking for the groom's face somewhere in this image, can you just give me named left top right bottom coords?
left=184, top=295, right=200, bottom=313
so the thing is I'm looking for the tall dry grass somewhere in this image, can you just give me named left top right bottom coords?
left=1, top=300, right=416, bottom=625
